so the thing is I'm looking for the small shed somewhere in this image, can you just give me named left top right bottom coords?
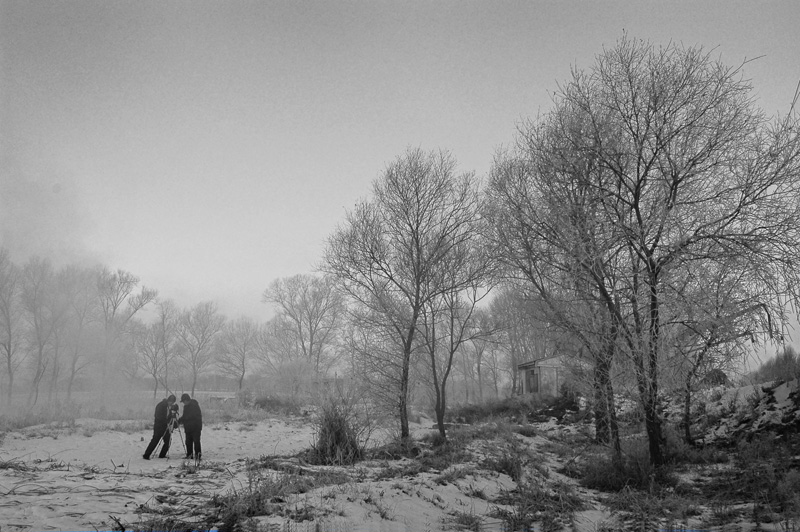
left=518, top=355, right=565, bottom=397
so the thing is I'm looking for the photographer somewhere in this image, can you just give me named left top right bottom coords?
left=142, top=394, right=177, bottom=460
left=178, top=393, right=202, bottom=460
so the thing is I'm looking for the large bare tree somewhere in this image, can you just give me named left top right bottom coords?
left=177, top=301, right=225, bottom=395
left=262, top=274, right=344, bottom=376
left=216, top=316, right=258, bottom=392
left=325, top=147, right=484, bottom=439
left=96, top=267, right=156, bottom=382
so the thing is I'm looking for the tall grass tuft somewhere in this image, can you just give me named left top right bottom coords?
left=211, top=469, right=316, bottom=532
left=308, top=401, right=364, bottom=465
left=306, top=381, right=376, bottom=466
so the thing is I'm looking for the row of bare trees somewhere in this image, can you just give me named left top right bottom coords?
left=320, top=38, right=800, bottom=466
left=0, top=251, right=158, bottom=405
left=0, top=244, right=522, bottom=411
left=0, top=250, right=359, bottom=403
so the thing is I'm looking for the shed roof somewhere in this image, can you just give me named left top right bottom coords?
left=517, top=353, right=565, bottom=370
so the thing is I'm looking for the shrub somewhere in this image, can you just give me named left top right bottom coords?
left=126, top=516, right=210, bottom=532
left=435, top=465, right=475, bottom=485
left=448, top=396, right=544, bottom=424
left=732, top=435, right=800, bottom=519
left=491, top=479, right=583, bottom=532
left=210, top=469, right=317, bottom=532
left=513, top=424, right=537, bottom=437
left=419, top=440, right=473, bottom=471
left=252, top=394, right=299, bottom=415
left=308, top=402, right=363, bottom=465
left=606, top=486, right=699, bottom=531
left=581, top=437, right=677, bottom=492
left=662, top=424, right=729, bottom=465
left=482, top=441, right=526, bottom=481
left=449, top=510, right=484, bottom=531
left=305, top=382, right=376, bottom=466
left=236, top=389, right=254, bottom=408
left=0, top=402, right=81, bottom=432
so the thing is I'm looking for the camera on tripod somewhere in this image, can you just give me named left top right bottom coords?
left=167, top=403, right=179, bottom=430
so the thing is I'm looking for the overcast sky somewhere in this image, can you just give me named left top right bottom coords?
left=1, top=0, right=799, bottom=324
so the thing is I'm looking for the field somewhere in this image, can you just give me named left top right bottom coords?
left=1, top=383, right=799, bottom=532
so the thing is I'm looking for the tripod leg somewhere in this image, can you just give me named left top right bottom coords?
left=145, top=424, right=170, bottom=459
left=178, top=425, right=187, bottom=455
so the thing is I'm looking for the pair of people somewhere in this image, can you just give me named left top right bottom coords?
left=143, top=393, right=202, bottom=460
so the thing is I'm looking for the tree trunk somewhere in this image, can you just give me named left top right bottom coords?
left=67, top=348, right=80, bottom=401
left=434, top=383, right=446, bottom=439
left=28, top=349, right=47, bottom=406
left=644, top=394, right=663, bottom=466
left=477, top=358, right=484, bottom=403
left=683, top=382, right=694, bottom=445
left=5, top=353, right=13, bottom=404
left=604, top=366, right=621, bottom=463
left=48, top=345, right=60, bottom=403
left=645, top=268, right=664, bottom=466
left=593, top=366, right=610, bottom=444
left=399, top=322, right=416, bottom=440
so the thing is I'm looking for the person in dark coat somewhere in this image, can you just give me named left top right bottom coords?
left=143, top=394, right=177, bottom=460
left=178, top=393, right=203, bottom=460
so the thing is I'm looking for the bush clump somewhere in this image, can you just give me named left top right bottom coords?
left=210, top=470, right=317, bottom=532
left=307, top=403, right=363, bottom=465
left=306, top=384, right=377, bottom=466
left=581, top=438, right=677, bottom=492
left=448, top=396, right=544, bottom=424
left=252, top=394, right=300, bottom=415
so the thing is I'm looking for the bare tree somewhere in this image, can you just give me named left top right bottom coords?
left=0, top=248, right=25, bottom=403
left=96, top=267, right=157, bottom=381
left=466, top=309, right=490, bottom=403
left=262, top=274, right=345, bottom=377
left=21, top=257, right=68, bottom=405
left=177, top=301, right=225, bottom=395
left=153, top=299, right=181, bottom=394
left=60, top=265, right=101, bottom=400
left=256, top=315, right=299, bottom=371
left=217, top=316, right=258, bottom=392
left=481, top=340, right=510, bottom=398
left=131, top=319, right=163, bottom=397
left=47, top=266, right=105, bottom=402
left=325, top=147, right=484, bottom=439
left=255, top=315, right=315, bottom=399
left=418, top=279, right=492, bottom=439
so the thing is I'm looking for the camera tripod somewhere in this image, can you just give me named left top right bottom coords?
left=153, top=417, right=186, bottom=458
